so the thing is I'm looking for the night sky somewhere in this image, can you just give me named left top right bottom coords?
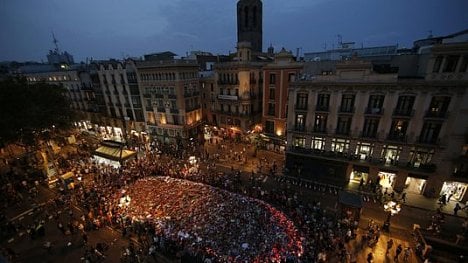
left=0, top=0, right=467, bottom=62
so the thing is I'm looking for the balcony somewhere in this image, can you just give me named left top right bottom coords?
left=360, top=131, right=378, bottom=139
left=339, top=105, right=355, bottom=114
left=294, top=126, right=306, bottom=132
left=387, top=133, right=407, bottom=142
left=335, top=129, right=350, bottom=136
left=393, top=108, right=414, bottom=117
left=157, top=107, right=165, bottom=112
left=313, top=127, right=327, bottom=134
left=315, top=105, right=329, bottom=112
left=365, top=107, right=384, bottom=116
left=425, top=110, right=448, bottom=119
left=295, top=104, right=308, bottom=111
left=170, top=108, right=179, bottom=114
left=154, top=94, right=164, bottom=99
left=168, top=94, right=177, bottom=99
left=416, top=136, right=439, bottom=145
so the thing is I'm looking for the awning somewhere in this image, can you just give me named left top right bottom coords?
left=94, top=146, right=137, bottom=162
left=338, top=191, right=363, bottom=208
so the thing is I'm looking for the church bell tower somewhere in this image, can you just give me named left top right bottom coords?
left=237, top=0, right=262, bottom=53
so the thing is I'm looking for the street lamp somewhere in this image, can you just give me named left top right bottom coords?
left=383, top=200, right=401, bottom=231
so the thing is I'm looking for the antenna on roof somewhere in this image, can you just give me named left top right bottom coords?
left=51, top=31, right=59, bottom=52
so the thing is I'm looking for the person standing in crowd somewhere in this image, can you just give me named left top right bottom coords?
left=454, top=203, right=462, bottom=216
left=386, top=238, right=394, bottom=255
left=395, top=244, right=403, bottom=262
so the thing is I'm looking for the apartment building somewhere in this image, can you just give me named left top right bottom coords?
left=212, top=42, right=265, bottom=137
left=92, top=60, right=146, bottom=142
left=262, top=48, right=303, bottom=151
left=136, top=59, right=202, bottom=144
left=286, top=37, right=468, bottom=202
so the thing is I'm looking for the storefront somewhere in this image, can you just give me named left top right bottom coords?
left=378, top=171, right=397, bottom=189
left=404, top=176, right=427, bottom=195
left=440, top=181, right=467, bottom=202
left=350, top=165, right=369, bottom=184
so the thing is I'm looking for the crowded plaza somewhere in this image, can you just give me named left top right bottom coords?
left=0, top=129, right=467, bottom=263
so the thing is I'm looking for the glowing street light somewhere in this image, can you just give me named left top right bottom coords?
left=383, top=200, right=401, bottom=232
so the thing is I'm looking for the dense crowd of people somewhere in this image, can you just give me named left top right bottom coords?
left=3, top=131, right=468, bottom=262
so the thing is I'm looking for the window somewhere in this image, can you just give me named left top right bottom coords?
left=269, top=88, right=275, bottom=100
left=295, top=114, right=306, bottom=131
left=331, top=138, right=350, bottom=153
left=381, top=145, right=402, bottom=165
left=419, top=122, right=442, bottom=144
left=293, top=137, right=306, bottom=148
left=340, top=94, right=355, bottom=113
left=427, top=96, right=450, bottom=117
left=355, top=142, right=374, bottom=160
left=311, top=137, right=325, bottom=150
left=409, top=147, right=434, bottom=168
left=296, top=93, right=308, bottom=110
left=314, top=114, right=327, bottom=132
left=265, top=121, right=274, bottom=134
left=362, top=118, right=379, bottom=138
left=443, top=55, right=460, bottom=73
left=268, top=103, right=275, bottom=116
left=269, top=73, right=276, bottom=84
left=288, top=73, right=296, bottom=82
left=394, top=95, right=415, bottom=116
left=367, top=95, right=385, bottom=113
left=316, top=94, right=330, bottom=111
left=432, top=56, right=443, bottom=73
left=336, top=116, right=352, bottom=135
left=388, top=119, right=409, bottom=141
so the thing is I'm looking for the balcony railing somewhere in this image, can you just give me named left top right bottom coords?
left=313, top=127, right=327, bottom=134
left=154, top=94, right=164, bottom=98
left=393, top=108, right=414, bottom=117
left=315, top=105, right=329, bottom=112
left=168, top=94, right=177, bottom=99
left=387, top=133, right=407, bottom=142
left=335, top=129, right=350, bottom=136
left=416, top=136, right=439, bottom=145
left=425, top=110, right=448, bottom=119
left=294, top=126, right=306, bottom=132
left=360, top=131, right=378, bottom=139
left=339, top=105, right=355, bottom=113
left=365, top=107, right=384, bottom=115
left=295, top=104, right=308, bottom=111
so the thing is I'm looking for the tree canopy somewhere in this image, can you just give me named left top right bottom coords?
left=0, top=77, right=76, bottom=145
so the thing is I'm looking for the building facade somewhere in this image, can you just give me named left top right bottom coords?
left=262, top=48, right=303, bottom=151
left=286, top=39, right=468, bottom=202
left=93, top=60, right=146, bottom=142
left=136, top=59, right=202, bottom=145
left=213, top=43, right=265, bottom=137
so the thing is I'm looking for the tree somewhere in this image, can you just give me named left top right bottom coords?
left=0, top=77, right=76, bottom=145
